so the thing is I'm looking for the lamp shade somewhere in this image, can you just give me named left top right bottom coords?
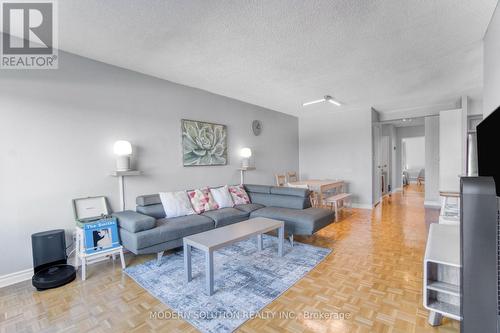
left=240, top=147, right=252, bottom=158
left=113, top=140, right=132, bottom=156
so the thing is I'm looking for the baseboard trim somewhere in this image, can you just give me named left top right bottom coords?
left=0, top=268, right=32, bottom=288
left=424, top=200, right=441, bottom=208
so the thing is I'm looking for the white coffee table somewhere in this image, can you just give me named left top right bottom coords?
left=183, top=217, right=285, bottom=295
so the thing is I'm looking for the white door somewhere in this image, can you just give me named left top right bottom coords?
left=373, top=124, right=382, bottom=205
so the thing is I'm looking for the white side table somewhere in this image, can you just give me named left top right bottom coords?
left=75, top=226, right=126, bottom=281
left=423, top=223, right=461, bottom=325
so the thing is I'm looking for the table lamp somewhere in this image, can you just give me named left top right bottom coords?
left=113, top=140, right=132, bottom=171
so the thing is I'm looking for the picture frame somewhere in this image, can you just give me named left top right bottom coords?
left=181, top=119, right=228, bottom=166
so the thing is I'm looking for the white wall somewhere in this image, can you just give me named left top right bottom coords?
left=299, top=109, right=373, bottom=208
left=0, top=52, right=299, bottom=276
left=439, top=109, right=464, bottom=192
left=425, top=116, right=440, bottom=206
left=403, top=137, right=425, bottom=171
left=484, top=3, right=500, bottom=117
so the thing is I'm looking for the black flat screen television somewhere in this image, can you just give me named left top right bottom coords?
left=477, top=106, right=500, bottom=196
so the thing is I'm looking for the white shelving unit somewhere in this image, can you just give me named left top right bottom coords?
left=438, top=191, right=460, bottom=225
left=423, top=223, right=461, bottom=326
left=75, top=225, right=125, bottom=281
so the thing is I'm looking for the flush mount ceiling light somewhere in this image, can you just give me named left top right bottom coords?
left=302, top=95, right=342, bottom=107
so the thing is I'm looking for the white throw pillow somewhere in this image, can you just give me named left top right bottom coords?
left=210, top=185, right=234, bottom=208
left=159, top=191, right=196, bottom=218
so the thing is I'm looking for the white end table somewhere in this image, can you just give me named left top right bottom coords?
left=75, top=226, right=126, bottom=280
left=423, top=223, right=461, bottom=325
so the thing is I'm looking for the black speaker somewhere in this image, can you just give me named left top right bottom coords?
left=31, top=229, right=76, bottom=290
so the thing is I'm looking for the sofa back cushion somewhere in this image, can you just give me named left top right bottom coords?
left=187, top=188, right=219, bottom=214
left=228, top=185, right=251, bottom=205
left=210, top=185, right=235, bottom=208
left=243, top=184, right=271, bottom=194
left=244, top=184, right=311, bottom=210
left=136, top=194, right=166, bottom=219
left=159, top=191, right=195, bottom=218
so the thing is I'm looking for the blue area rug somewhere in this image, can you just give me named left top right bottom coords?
left=124, top=235, right=331, bottom=333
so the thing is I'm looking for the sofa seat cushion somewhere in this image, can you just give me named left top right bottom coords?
left=202, top=208, right=250, bottom=228
left=132, top=215, right=215, bottom=250
left=250, top=207, right=334, bottom=235
left=234, top=203, right=265, bottom=213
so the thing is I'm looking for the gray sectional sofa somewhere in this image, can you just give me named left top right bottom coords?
left=113, top=184, right=335, bottom=261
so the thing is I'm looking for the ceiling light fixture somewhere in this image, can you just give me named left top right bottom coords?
left=302, top=95, right=342, bottom=107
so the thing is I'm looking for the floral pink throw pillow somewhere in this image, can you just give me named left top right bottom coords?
left=187, top=187, right=219, bottom=214
left=228, top=185, right=251, bottom=205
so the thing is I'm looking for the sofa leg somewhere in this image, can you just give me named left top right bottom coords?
left=288, top=234, right=294, bottom=247
left=157, top=251, right=164, bottom=266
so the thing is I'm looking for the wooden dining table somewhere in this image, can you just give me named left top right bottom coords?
left=288, top=179, right=344, bottom=207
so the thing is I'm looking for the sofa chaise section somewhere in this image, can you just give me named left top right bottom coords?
left=243, top=184, right=335, bottom=242
left=249, top=207, right=333, bottom=235
left=114, top=210, right=215, bottom=255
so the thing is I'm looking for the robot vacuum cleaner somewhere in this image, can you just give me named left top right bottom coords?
left=32, top=264, right=76, bottom=290
left=31, top=229, right=76, bottom=291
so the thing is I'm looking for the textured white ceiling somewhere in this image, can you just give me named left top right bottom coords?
left=54, top=0, right=497, bottom=116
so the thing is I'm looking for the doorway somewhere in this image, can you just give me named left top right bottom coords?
left=401, top=136, right=425, bottom=190
left=373, top=117, right=426, bottom=205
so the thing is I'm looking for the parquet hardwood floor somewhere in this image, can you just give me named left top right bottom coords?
left=0, top=184, right=458, bottom=332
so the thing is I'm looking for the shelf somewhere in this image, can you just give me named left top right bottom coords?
left=439, top=191, right=460, bottom=198
left=427, top=300, right=461, bottom=319
left=427, top=281, right=460, bottom=296
left=424, top=224, right=460, bottom=267
left=110, top=170, right=142, bottom=176
left=237, top=167, right=256, bottom=171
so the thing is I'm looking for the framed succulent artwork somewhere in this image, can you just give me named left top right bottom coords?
left=181, top=119, right=228, bottom=166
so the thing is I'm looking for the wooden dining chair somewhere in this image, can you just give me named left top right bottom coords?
left=287, top=171, right=298, bottom=183
left=275, top=174, right=286, bottom=187
left=309, top=191, right=320, bottom=208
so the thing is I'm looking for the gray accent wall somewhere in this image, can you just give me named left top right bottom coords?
left=0, top=51, right=299, bottom=276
